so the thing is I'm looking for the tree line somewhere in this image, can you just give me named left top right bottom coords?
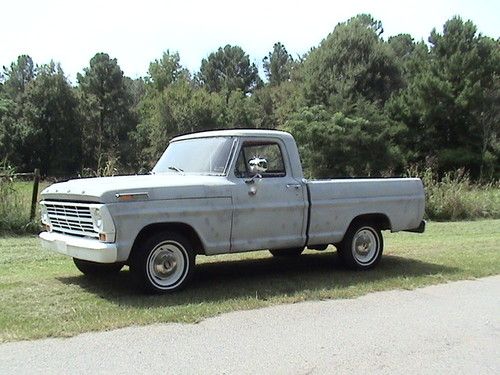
left=0, top=14, right=498, bottom=179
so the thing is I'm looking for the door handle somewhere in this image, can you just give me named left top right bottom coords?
left=286, top=184, right=301, bottom=190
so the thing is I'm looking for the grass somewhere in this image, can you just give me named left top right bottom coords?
left=0, top=219, right=499, bottom=342
left=411, top=167, right=500, bottom=221
left=0, top=179, right=50, bottom=234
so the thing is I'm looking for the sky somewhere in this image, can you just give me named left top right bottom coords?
left=1, top=0, right=499, bottom=83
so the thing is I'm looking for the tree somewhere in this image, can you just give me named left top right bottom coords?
left=388, top=36, right=430, bottom=87
left=224, top=89, right=262, bottom=129
left=21, top=63, right=80, bottom=175
left=77, top=53, right=135, bottom=171
left=387, top=17, right=500, bottom=177
left=147, top=50, right=189, bottom=91
left=134, top=76, right=226, bottom=166
left=0, top=93, right=16, bottom=164
left=0, top=55, right=37, bottom=167
left=263, top=42, right=294, bottom=86
left=476, top=75, right=499, bottom=179
left=354, top=13, right=384, bottom=36
left=197, top=45, right=261, bottom=96
left=388, top=34, right=415, bottom=60
left=283, top=104, right=405, bottom=178
left=2, top=55, right=35, bottom=100
left=302, top=14, right=402, bottom=107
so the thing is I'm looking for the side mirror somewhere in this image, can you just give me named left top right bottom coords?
left=245, top=173, right=262, bottom=185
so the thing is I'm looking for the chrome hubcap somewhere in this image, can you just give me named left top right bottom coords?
left=153, top=253, right=178, bottom=278
left=352, top=228, right=378, bottom=264
left=147, top=241, right=187, bottom=288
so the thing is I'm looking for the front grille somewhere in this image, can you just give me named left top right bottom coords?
left=45, top=202, right=98, bottom=238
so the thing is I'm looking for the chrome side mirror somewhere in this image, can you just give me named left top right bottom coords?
left=245, top=173, right=262, bottom=184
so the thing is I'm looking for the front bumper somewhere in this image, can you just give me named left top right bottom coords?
left=39, top=231, right=118, bottom=263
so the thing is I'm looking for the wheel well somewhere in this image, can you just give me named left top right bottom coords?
left=130, top=223, right=205, bottom=260
left=349, top=213, right=391, bottom=231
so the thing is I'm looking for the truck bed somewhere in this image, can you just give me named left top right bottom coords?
left=306, top=178, right=425, bottom=245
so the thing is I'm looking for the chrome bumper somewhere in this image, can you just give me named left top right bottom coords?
left=39, top=231, right=118, bottom=263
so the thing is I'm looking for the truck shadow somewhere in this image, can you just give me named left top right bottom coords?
left=57, top=252, right=459, bottom=307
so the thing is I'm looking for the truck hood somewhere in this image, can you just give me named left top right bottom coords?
left=40, top=174, right=233, bottom=203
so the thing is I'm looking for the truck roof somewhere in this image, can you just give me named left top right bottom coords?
left=171, top=129, right=293, bottom=142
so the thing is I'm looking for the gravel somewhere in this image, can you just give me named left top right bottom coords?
left=1, top=276, right=499, bottom=374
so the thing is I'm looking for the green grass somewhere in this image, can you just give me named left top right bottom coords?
left=0, top=180, right=50, bottom=234
left=1, top=219, right=499, bottom=342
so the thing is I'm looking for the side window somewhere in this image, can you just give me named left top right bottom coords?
left=235, top=142, right=286, bottom=178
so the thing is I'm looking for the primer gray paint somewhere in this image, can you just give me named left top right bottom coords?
left=39, top=130, right=425, bottom=263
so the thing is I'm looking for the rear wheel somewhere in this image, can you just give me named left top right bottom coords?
left=130, top=231, right=195, bottom=293
left=338, top=223, right=383, bottom=269
left=269, top=247, right=304, bottom=257
left=73, top=258, right=123, bottom=275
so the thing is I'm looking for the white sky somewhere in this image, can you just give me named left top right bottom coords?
left=1, top=0, right=499, bottom=83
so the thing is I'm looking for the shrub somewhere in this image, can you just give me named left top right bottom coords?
left=408, top=167, right=500, bottom=221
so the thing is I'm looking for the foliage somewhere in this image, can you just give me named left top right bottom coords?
left=77, top=53, right=137, bottom=171
left=407, top=166, right=500, bottom=221
left=387, top=17, right=500, bottom=178
left=263, top=42, right=294, bottom=86
left=147, top=50, right=190, bottom=91
left=134, top=77, right=226, bottom=167
left=0, top=59, right=81, bottom=175
left=1, top=55, right=35, bottom=101
left=0, top=14, right=498, bottom=186
left=284, top=104, right=405, bottom=178
left=21, top=62, right=80, bottom=175
left=302, top=14, right=402, bottom=107
left=197, top=45, right=262, bottom=95
left=0, top=56, right=36, bottom=168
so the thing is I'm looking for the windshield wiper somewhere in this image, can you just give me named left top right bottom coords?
left=168, top=166, right=184, bottom=173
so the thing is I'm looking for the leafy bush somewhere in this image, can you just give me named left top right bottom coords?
left=408, top=167, right=500, bottom=221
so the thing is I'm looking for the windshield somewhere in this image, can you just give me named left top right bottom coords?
left=152, top=137, right=234, bottom=175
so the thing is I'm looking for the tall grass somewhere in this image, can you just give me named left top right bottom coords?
left=0, top=164, right=39, bottom=234
left=408, top=167, right=500, bottom=221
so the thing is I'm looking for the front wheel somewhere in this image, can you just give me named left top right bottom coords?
left=130, top=231, right=195, bottom=293
left=73, top=258, right=124, bottom=275
left=338, top=223, right=383, bottom=269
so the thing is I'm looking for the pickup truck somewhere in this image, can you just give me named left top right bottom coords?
left=39, top=129, right=425, bottom=293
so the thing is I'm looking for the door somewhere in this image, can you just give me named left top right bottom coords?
left=230, top=140, right=307, bottom=252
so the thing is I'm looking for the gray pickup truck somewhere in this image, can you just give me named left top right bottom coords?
left=39, top=129, right=425, bottom=292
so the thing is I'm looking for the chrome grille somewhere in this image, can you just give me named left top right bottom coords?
left=44, top=202, right=98, bottom=238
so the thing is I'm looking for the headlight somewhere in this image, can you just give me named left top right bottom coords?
left=89, top=205, right=115, bottom=243
left=41, top=204, right=50, bottom=225
left=90, top=207, right=104, bottom=232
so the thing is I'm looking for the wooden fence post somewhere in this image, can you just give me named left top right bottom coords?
left=30, top=168, right=40, bottom=221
